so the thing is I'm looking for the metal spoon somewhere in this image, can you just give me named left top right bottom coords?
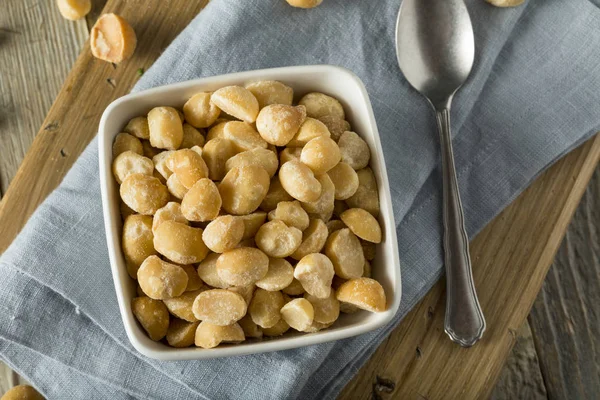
left=395, top=0, right=485, bottom=347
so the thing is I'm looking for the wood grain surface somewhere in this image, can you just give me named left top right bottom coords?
left=0, top=0, right=599, bottom=398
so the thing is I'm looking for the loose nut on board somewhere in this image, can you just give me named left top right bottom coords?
left=90, top=13, right=137, bottom=63
left=56, top=0, right=92, bottom=20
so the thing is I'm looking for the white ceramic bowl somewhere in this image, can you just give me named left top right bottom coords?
left=99, top=65, right=401, bottom=361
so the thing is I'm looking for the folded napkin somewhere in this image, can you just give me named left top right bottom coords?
left=2, top=0, right=600, bottom=398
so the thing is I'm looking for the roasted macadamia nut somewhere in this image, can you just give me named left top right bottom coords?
left=287, top=117, right=330, bottom=147
left=262, top=318, right=290, bottom=337
left=305, top=292, right=340, bottom=324
left=152, top=150, right=174, bottom=181
left=166, top=174, right=189, bottom=200
left=245, top=80, right=294, bottom=108
left=326, top=219, right=346, bottom=234
left=202, top=215, right=244, bottom=253
left=223, top=121, right=267, bottom=152
left=167, top=319, right=199, bottom=348
left=267, top=200, right=310, bottom=231
left=113, top=132, right=143, bottom=157
left=137, top=256, right=188, bottom=299
left=294, top=253, right=335, bottom=299
left=166, top=149, right=209, bottom=189
left=282, top=278, right=305, bottom=296
left=249, top=288, right=285, bottom=328
left=202, top=138, right=239, bottom=181
left=122, top=215, right=156, bottom=279
left=237, top=212, right=267, bottom=240
left=153, top=221, right=209, bottom=264
left=148, top=106, right=183, bottom=150
left=131, top=296, right=169, bottom=341
left=163, top=289, right=204, bottom=322
left=120, top=173, right=169, bottom=215
left=197, top=253, right=230, bottom=289
left=181, top=178, right=222, bottom=222
left=183, top=92, right=221, bottom=128
left=325, top=228, right=364, bottom=279
left=279, top=147, right=303, bottom=165
left=57, top=0, right=91, bottom=20
left=338, top=131, right=370, bottom=170
left=180, top=124, right=206, bottom=149
left=290, top=218, right=328, bottom=260
left=182, top=265, right=204, bottom=291
left=206, top=121, right=228, bottom=141
left=336, top=277, right=386, bottom=312
left=486, top=0, right=525, bottom=7
left=300, top=136, right=341, bottom=175
left=195, top=321, right=245, bottom=349
left=90, top=13, right=137, bottom=63
left=298, top=92, right=344, bottom=119
left=255, top=220, right=303, bottom=258
left=216, top=247, right=269, bottom=287
left=112, top=151, right=153, bottom=184
left=317, top=115, right=350, bottom=142
left=260, top=177, right=293, bottom=211
left=280, top=298, right=314, bottom=331
left=301, top=173, right=335, bottom=217
left=278, top=160, right=321, bottom=203
left=328, top=162, right=359, bottom=200
left=340, top=208, right=382, bottom=243
left=225, top=148, right=278, bottom=179
left=152, top=202, right=188, bottom=234
left=256, top=258, right=295, bottom=291
left=361, top=240, right=376, bottom=261
left=227, top=284, right=256, bottom=306
left=346, top=167, right=380, bottom=217
left=219, top=165, right=270, bottom=215
left=192, top=289, right=247, bottom=325
left=238, top=314, right=263, bottom=338
left=211, top=86, right=259, bottom=123
left=125, top=116, right=150, bottom=140
left=256, top=104, right=306, bottom=146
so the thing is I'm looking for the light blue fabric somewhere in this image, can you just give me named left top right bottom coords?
left=1, top=0, right=599, bottom=398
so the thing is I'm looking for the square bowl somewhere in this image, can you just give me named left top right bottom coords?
left=98, top=65, right=401, bottom=361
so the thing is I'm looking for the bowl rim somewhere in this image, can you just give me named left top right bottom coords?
left=98, top=64, right=402, bottom=361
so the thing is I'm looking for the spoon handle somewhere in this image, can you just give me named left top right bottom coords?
left=435, top=108, right=486, bottom=347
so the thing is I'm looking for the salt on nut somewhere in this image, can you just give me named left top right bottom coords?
left=260, top=177, right=294, bottom=211
left=298, top=92, right=345, bottom=119
left=112, top=151, right=153, bottom=184
left=301, top=173, right=335, bottom=217
left=238, top=314, right=263, bottom=338
left=325, top=228, right=364, bottom=279
left=113, top=132, right=143, bottom=158
left=192, top=289, right=247, bottom=326
left=336, top=277, right=386, bottom=312
left=181, top=178, right=222, bottom=222
left=245, top=80, right=294, bottom=108
left=120, top=173, right=169, bottom=215
left=287, top=117, right=331, bottom=147
left=90, top=13, right=137, bottom=64
left=267, top=200, right=310, bottom=231
left=202, top=215, right=244, bottom=253
left=248, top=288, right=285, bottom=328
left=278, top=160, right=321, bottom=203
left=124, top=116, right=150, bottom=140
left=216, top=247, right=269, bottom=287
left=300, top=136, right=341, bottom=175
left=340, top=208, right=382, bottom=243
left=282, top=278, right=305, bottom=296
left=280, top=298, right=314, bottom=331
left=223, top=121, right=268, bottom=152
left=194, top=321, right=245, bottom=349
left=346, top=167, right=380, bottom=217
left=131, top=296, right=169, bottom=341
left=328, top=162, right=359, bottom=200
left=286, top=0, right=324, bottom=8
left=219, top=165, right=270, bottom=215
left=166, top=174, right=189, bottom=200
left=152, top=202, right=188, bottom=235
left=294, top=253, right=335, bottom=299
left=163, top=289, right=205, bottom=322
left=211, top=86, right=259, bottom=123
left=255, top=220, right=303, bottom=258
left=338, top=131, right=370, bottom=170
left=166, top=149, right=209, bottom=189
left=148, top=106, right=184, bottom=150
left=225, top=147, right=279, bottom=178
left=317, top=115, right=350, bottom=142
left=290, top=218, right=328, bottom=260
left=153, top=220, right=209, bottom=265
left=197, top=253, right=230, bottom=289
left=167, top=319, right=199, bottom=348
left=256, top=104, right=306, bottom=146
left=180, top=124, right=206, bottom=149
left=56, top=0, right=91, bottom=20
left=255, top=258, right=294, bottom=291
left=202, top=138, right=239, bottom=181
left=137, top=256, right=188, bottom=300
left=262, top=318, right=290, bottom=337
left=237, top=211, right=267, bottom=240
left=305, top=292, right=340, bottom=324
left=279, top=147, right=303, bottom=165
left=183, top=92, right=221, bottom=128
left=122, top=215, right=156, bottom=279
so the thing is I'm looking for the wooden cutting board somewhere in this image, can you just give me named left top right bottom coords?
left=0, top=0, right=598, bottom=398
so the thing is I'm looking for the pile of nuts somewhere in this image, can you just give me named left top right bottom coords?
left=113, top=81, right=388, bottom=348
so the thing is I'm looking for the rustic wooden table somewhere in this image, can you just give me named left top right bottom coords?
left=1, top=1, right=598, bottom=398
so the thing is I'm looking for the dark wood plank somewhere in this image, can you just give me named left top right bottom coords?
left=528, top=167, right=600, bottom=400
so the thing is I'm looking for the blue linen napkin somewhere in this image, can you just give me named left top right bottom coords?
left=1, top=0, right=600, bottom=398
